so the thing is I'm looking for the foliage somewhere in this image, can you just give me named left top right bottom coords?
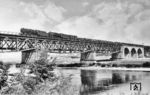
left=143, top=62, right=150, bottom=67
left=0, top=51, right=78, bottom=95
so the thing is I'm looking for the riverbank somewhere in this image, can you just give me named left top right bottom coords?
left=57, top=58, right=150, bottom=68
left=80, top=67, right=150, bottom=71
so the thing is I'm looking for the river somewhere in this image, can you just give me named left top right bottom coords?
left=58, top=67, right=150, bottom=95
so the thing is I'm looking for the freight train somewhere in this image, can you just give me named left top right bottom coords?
left=19, top=28, right=120, bottom=45
left=19, top=28, right=123, bottom=54
left=20, top=28, right=78, bottom=41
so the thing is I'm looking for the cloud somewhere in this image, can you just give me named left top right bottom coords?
left=0, top=0, right=150, bottom=45
left=43, top=1, right=66, bottom=22
left=82, top=2, right=89, bottom=7
left=54, top=16, right=114, bottom=40
left=54, top=0, right=150, bottom=45
left=0, top=0, right=66, bottom=32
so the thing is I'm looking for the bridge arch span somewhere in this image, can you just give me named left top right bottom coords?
left=131, top=48, right=136, bottom=58
left=137, top=48, right=142, bottom=58
left=115, top=45, right=144, bottom=59
left=124, top=48, right=130, bottom=57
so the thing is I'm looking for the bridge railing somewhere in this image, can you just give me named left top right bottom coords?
left=0, top=31, right=19, bottom=35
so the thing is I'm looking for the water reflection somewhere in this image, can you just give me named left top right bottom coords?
left=80, top=70, right=149, bottom=95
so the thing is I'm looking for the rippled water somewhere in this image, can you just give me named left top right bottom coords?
left=59, top=68, right=150, bottom=95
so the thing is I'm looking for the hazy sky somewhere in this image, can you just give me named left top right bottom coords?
left=0, top=0, right=150, bottom=45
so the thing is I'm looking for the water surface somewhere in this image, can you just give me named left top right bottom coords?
left=59, top=67, right=150, bottom=95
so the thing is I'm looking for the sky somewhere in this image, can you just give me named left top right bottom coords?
left=0, top=0, right=150, bottom=45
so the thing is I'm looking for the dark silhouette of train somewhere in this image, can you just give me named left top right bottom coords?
left=19, top=28, right=123, bottom=47
left=20, top=28, right=77, bottom=41
left=19, top=28, right=105, bottom=43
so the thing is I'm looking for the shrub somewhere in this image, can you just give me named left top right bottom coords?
left=0, top=50, right=79, bottom=95
left=143, top=62, right=150, bottom=67
left=112, top=64, right=117, bottom=67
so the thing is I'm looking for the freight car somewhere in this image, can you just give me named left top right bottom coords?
left=77, top=38, right=93, bottom=43
left=48, top=32, right=61, bottom=39
left=48, top=32, right=77, bottom=41
left=60, top=33, right=77, bottom=41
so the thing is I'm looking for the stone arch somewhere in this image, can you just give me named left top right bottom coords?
left=131, top=48, right=136, bottom=58
left=137, top=48, right=142, bottom=58
left=124, top=48, right=130, bottom=57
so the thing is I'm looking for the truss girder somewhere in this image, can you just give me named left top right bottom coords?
left=0, top=34, right=121, bottom=54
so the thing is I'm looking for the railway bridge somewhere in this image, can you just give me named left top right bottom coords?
left=0, top=31, right=150, bottom=63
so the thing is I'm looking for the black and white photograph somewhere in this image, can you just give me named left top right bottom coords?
left=0, top=0, right=150, bottom=95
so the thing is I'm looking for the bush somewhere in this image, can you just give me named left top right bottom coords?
left=101, top=64, right=106, bottom=67
left=143, top=62, right=150, bottom=67
left=0, top=50, right=79, bottom=95
left=112, top=64, right=117, bottom=67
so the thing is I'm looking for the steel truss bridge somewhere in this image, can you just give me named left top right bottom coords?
left=0, top=32, right=147, bottom=56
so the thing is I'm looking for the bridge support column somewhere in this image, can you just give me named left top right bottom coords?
left=22, top=50, right=35, bottom=64
left=22, top=49, right=47, bottom=64
left=80, top=51, right=97, bottom=64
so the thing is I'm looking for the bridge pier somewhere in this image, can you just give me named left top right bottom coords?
left=22, top=49, right=36, bottom=64
left=22, top=49, right=49, bottom=64
left=0, top=49, right=49, bottom=65
left=80, top=51, right=97, bottom=64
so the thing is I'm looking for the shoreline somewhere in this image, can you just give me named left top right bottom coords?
left=58, top=66, right=150, bottom=71
left=57, top=58, right=150, bottom=69
left=79, top=67, right=150, bottom=71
